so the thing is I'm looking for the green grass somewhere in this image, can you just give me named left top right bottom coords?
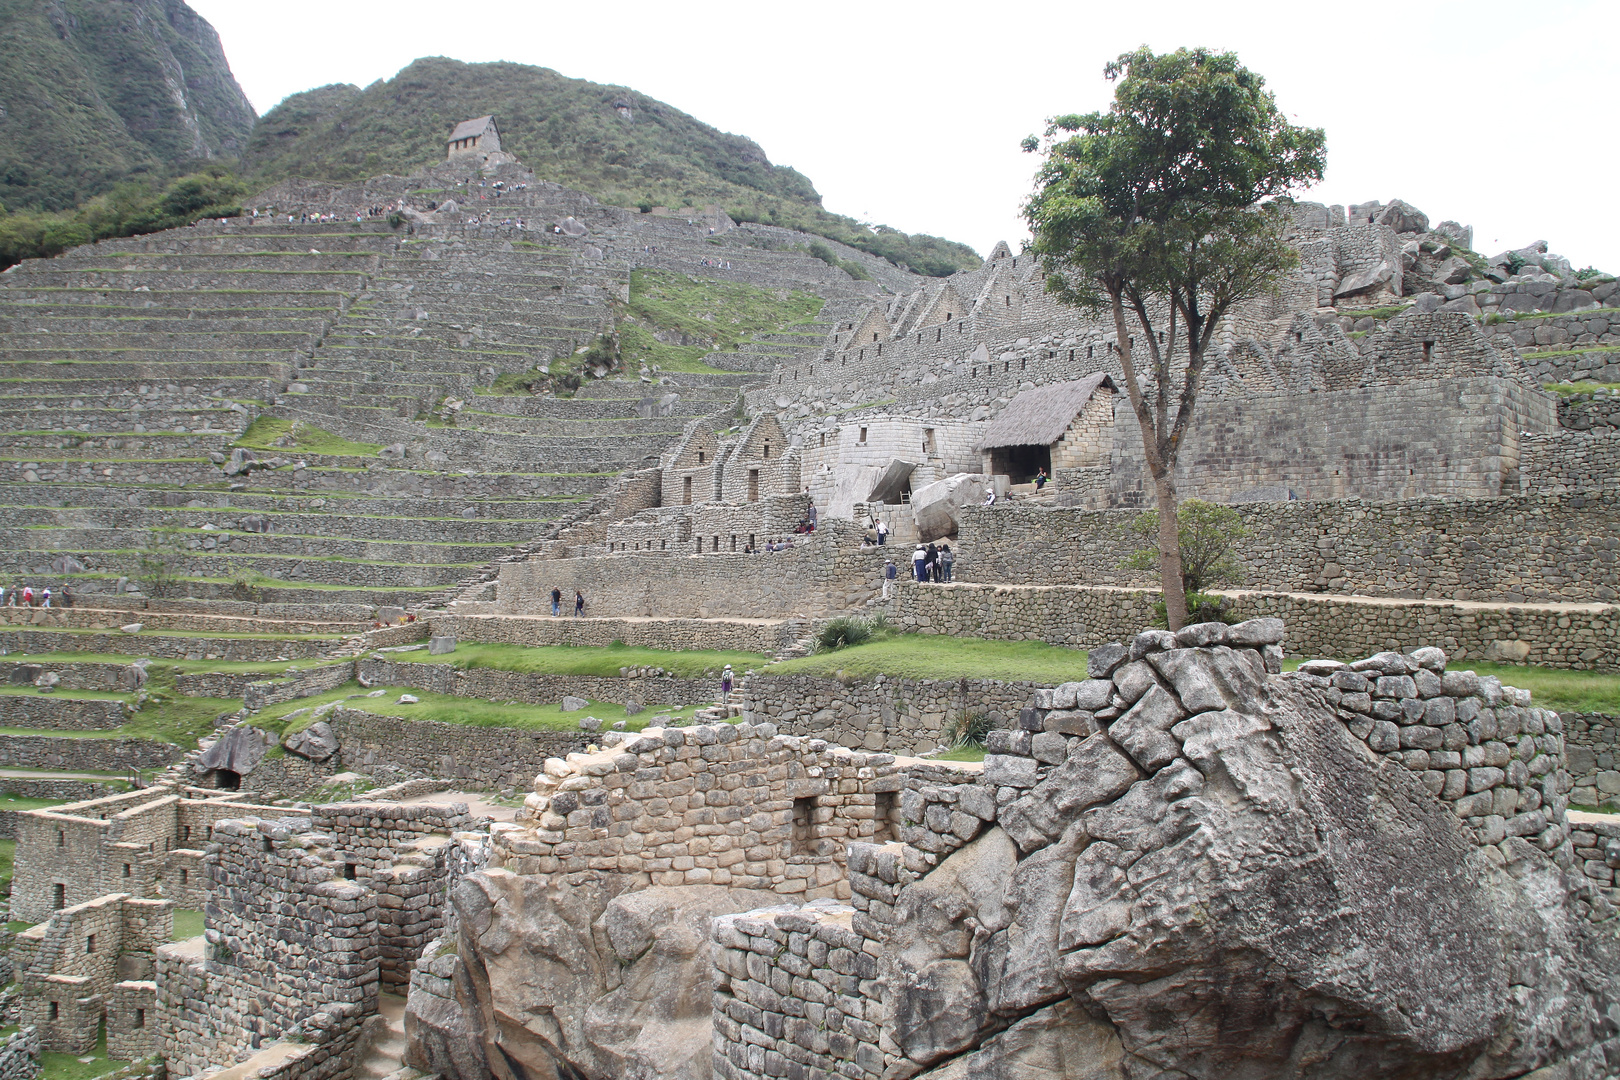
left=389, top=641, right=770, bottom=678
left=1543, top=381, right=1620, bottom=396
left=619, top=268, right=823, bottom=373
left=1337, top=303, right=1412, bottom=321
left=765, top=634, right=1090, bottom=683
left=0, top=793, right=68, bottom=812
left=172, top=909, right=204, bottom=941
left=0, top=840, right=13, bottom=899
left=39, top=1026, right=130, bottom=1080
left=933, top=746, right=987, bottom=763
left=232, top=417, right=380, bottom=458
left=248, top=681, right=685, bottom=738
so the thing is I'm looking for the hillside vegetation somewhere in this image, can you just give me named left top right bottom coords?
left=243, top=57, right=979, bottom=276
left=0, top=0, right=254, bottom=212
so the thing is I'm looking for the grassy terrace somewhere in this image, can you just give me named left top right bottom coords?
left=233, top=417, right=381, bottom=456
left=248, top=681, right=692, bottom=738
left=389, top=641, right=771, bottom=677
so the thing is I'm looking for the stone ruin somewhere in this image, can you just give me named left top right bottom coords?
left=389, top=620, right=1620, bottom=1080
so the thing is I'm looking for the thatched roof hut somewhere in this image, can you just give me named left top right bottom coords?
left=979, top=374, right=1114, bottom=451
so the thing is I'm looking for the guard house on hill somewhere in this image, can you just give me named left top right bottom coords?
left=447, top=115, right=501, bottom=161
left=978, top=374, right=1117, bottom=483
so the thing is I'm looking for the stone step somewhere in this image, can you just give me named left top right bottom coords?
left=3, top=506, right=563, bottom=543
left=0, top=527, right=521, bottom=564
left=0, top=548, right=481, bottom=589
left=5, top=269, right=372, bottom=292
left=0, top=331, right=321, bottom=351
left=0, top=290, right=350, bottom=313
left=41, top=251, right=385, bottom=273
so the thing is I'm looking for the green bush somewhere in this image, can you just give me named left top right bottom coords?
left=1148, top=591, right=1235, bottom=629
left=1122, top=499, right=1248, bottom=594
left=816, top=617, right=872, bottom=652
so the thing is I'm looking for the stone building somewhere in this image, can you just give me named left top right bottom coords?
left=977, top=373, right=1116, bottom=483
left=446, top=115, right=501, bottom=161
left=13, top=892, right=172, bottom=1054
left=719, top=413, right=795, bottom=504
left=660, top=417, right=726, bottom=507
left=11, top=786, right=292, bottom=924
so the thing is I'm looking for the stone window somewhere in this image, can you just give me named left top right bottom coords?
left=135, top=1009, right=146, bottom=1029
left=748, top=470, right=760, bottom=502
left=874, top=792, right=897, bottom=843
left=819, top=432, right=826, bottom=447
left=1423, top=340, right=1435, bottom=361
left=85, top=934, right=96, bottom=954
left=179, top=868, right=188, bottom=885
left=683, top=476, right=693, bottom=506
left=48, top=1002, right=58, bottom=1021
left=122, top=864, right=131, bottom=878
left=923, top=429, right=936, bottom=455
left=344, top=862, right=357, bottom=880
left=697, top=450, right=705, bottom=464
left=858, top=427, right=868, bottom=444
left=53, top=884, right=64, bottom=910
left=762, top=440, right=771, bottom=460
left=791, top=797, right=817, bottom=855
left=57, top=830, right=64, bottom=848
left=730, top=535, right=737, bottom=552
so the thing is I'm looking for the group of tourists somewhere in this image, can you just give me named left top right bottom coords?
left=697, top=258, right=734, bottom=270
left=911, top=543, right=954, bottom=583
left=548, top=587, right=586, bottom=617
left=1, top=584, right=64, bottom=607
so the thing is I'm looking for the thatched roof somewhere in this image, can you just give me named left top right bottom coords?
left=449, top=116, right=496, bottom=141
left=979, top=374, right=1114, bottom=450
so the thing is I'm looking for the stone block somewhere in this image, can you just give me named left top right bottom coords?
left=429, top=635, right=457, bottom=655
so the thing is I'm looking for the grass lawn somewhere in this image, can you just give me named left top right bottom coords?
left=233, top=416, right=380, bottom=457
left=765, top=635, right=1090, bottom=683
left=0, top=792, right=67, bottom=812
left=38, top=1027, right=130, bottom=1080
left=249, top=681, right=694, bottom=737
left=172, top=909, right=204, bottom=941
left=390, top=641, right=771, bottom=678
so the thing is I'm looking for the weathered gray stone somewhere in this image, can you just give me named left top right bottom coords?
left=1108, top=683, right=1189, bottom=772
left=282, top=720, right=338, bottom=762
left=429, top=635, right=457, bottom=655
left=560, top=696, right=589, bottom=712
left=999, top=734, right=1140, bottom=852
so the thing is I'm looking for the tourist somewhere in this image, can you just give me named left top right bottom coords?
left=21, top=586, right=33, bottom=607
left=1035, top=467, right=1048, bottom=489
left=40, top=588, right=50, bottom=608
left=941, top=545, right=954, bottom=583
left=574, top=589, right=585, bottom=617
left=721, top=665, right=733, bottom=705
left=925, top=544, right=939, bottom=582
left=876, top=519, right=889, bottom=545
left=550, top=586, right=562, bottom=617
left=984, top=489, right=997, bottom=507
left=882, top=559, right=897, bottom=600
left=912, top=545, right=927, bottom=582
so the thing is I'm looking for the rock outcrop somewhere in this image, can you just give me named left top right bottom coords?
left=412, top=623, right=1620, bottom=1080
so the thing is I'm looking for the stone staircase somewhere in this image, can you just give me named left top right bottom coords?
left=355, top=993, right=412, bottom=1080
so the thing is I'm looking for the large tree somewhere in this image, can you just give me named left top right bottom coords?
left=1023, top=47, right=1325, bottom=629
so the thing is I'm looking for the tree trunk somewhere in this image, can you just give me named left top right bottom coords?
left=1153, top=472, right=1188, bottom=630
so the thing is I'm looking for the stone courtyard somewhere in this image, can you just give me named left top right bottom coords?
left=0, top=115, right=1618, bottom=1080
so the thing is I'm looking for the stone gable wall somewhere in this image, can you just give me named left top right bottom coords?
left=489, top=722, right=903, bottom=897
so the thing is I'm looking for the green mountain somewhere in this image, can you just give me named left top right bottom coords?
left=0, top=0, right=256, bottom=211
left=244, top=57, right=979, bottom=276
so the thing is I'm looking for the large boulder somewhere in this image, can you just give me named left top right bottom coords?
left=282, top=720, right=338, bottom=762
left=911, top=473, right=991, bottom=542
left=195, top=724, right=271, bottom=777
left=866, top=459, right=917, bottom=505
left=1374, top=198, right=1430, bottom=234
left=412, top=874, right=782, bottom=1080
left=887, top=648, right=1619, bottom=1079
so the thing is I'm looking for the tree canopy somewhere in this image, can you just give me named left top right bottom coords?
left=1023, top=47, right=1324, bottom=628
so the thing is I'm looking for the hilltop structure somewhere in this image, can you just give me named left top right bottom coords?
left=446, top=115, right=502, bottom=162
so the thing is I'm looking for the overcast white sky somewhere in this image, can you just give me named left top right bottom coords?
left=192, top=0, right=1618, bottom=269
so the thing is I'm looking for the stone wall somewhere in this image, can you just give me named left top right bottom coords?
left=0, top=629, right=335, bottom=662
left=1, top=661, right=145, bottom=693
left=484, top=522, right=881, bottom=621
left=1520, top=432, right=1620, bottom=496
left=488, top=722, right=904, bottom=896
left=107, top=980, right=157, bottom=1061
left=1566, top=713, right=1620, bottom=810
left=0, top=735, right=180, bottom=778
left=325, top=709, right=588, bottom=791
left=1109, top=376, right=1555, bottom=505
left=742, top=675, right=1042, bottom=755
left=0, top=1029, right=38, bottom=1080
left=436, top=612, right=803, bottom=654
left=356, top=657, right=722, bottom=708
left=956, top=493, right=1620, bottom=604
left=0, top=696, right=129, bottom=731
left=156, top=815, right=377, bottom=1077
left=710, top=901, right=884, bottom=1080
left=177, top=662, right=354, bottom=709
left=887, top=581, right=1620, bottom=670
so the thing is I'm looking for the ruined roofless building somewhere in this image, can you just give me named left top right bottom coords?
left=447, top=115, right=501, bottom=161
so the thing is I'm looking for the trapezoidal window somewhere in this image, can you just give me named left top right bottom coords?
left=683, top=476, right=693, bottom=505
left=873, top=791, right=897, bottom=843
left=792, top=797, right=818, bottom=855
left=53, top=884, right=65, bottom=910
left=748, top=470, right=760, bottom=502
